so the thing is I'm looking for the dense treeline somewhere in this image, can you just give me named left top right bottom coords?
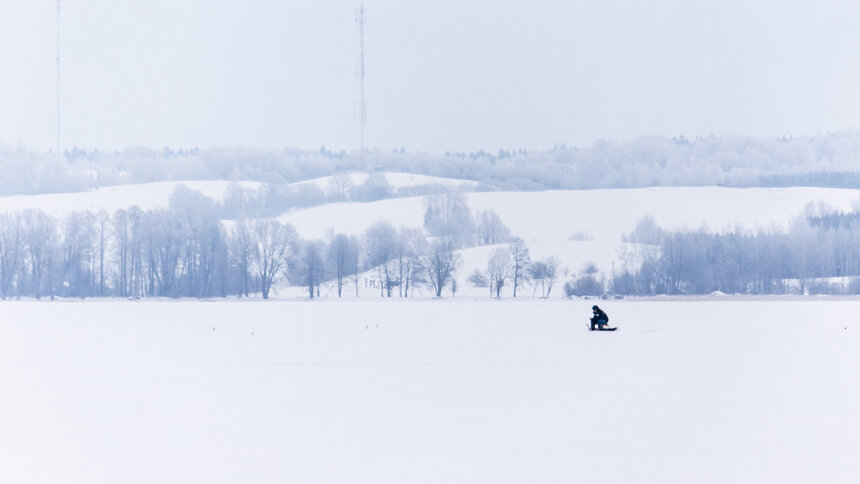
left=606, top=212, right=860, bottom=296
left=4, top=130, right=860, bottom=195
left=0, top=190, right=513, bottom=300
left=220, top=174, right=460, bottom=219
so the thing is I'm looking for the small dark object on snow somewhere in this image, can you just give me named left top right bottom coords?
left=589, top=305, right=616, bottom=331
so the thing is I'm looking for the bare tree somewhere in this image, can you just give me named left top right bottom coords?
left=230, top=220, right=254, bottom=297
left=364, top=221, right=398, bottom=297
left=113, top=209, right=130, bottom=297
left=423, top=192, right=475, bottom=248
left=351, top=235, right=362, bottom=297
left=509, top=237, right=530, bottom=297
left=397, top=227, right=425, bottom=297
left=142, top=210, right=182, bottom=297
left=0, top=214, right=24, bottom=299
left=477, top=209, right=511, bottom=245
left=528, top=256, right=560, bottom=297
left=328, top=233, right=359, bottom=298
left=327, top=174, right=354, bottom=201
left=62, top=211, right=96, bottom=298
left=250, top=219, right=296, bottom=299
left=420, top=240, right=462, bottom=298
left=529, top=261, right=547, bottom=297
left=291, top=239, right=326, bottom=299
left=95, top=210, right=109, bottom=296
left=123, top=206, right=145, bottom=298
left=487, top=247, right=511, bottom=298
left=23, top=210, right=58, bottom=300
left=542, top=256, right=560, bottom=296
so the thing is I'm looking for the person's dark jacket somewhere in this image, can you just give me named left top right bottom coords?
left=591, top=307, right=609, bottom=323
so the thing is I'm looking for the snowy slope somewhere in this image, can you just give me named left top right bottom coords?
left=293, top=172, right=478, bottom=194
left=277, top=186, right=860, bottom=296
left=282, top=186, right=860, bottom=241
left=0, top=180, right=262, bottom=217
left=1, top=299, right=857, bottom=484
left=0, top=172, right=472, bottom=217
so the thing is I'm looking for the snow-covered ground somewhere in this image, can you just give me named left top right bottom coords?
left=0, top=180, right=262, bottom=217
left=280, top=186, right=860, bottom=241
left=1, top=299, right=857, bottom=484
left=292, top=172, right=479, bottom=194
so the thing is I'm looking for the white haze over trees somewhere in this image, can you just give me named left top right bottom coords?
left=3, top=131, right=860, bottom=195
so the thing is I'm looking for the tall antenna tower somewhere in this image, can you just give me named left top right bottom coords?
left=356, top=1, right=366, bottom=166
left=56, top=0, right=61, bottom=155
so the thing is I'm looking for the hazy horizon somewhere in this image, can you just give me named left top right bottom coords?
left=2, top=0, right=859, bottom=153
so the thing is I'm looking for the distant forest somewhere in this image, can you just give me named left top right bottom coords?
left=3, top=130, right=860, bottom=195
left=602, top=210, right=860, bottom=297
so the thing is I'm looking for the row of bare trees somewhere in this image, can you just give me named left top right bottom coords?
left=0, top=205, right=468, bottom=300
left=0, top=186, right=563, bottom=300
left=0, top=206, right=302, bottom=300
left=475, top=238, right=561, bottom=298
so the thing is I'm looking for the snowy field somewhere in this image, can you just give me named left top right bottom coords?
left=1, top=299, right=857, bottom=484
left=0, top=181, right=262, bottom=217
left=293, top=172, right=479, bottom=194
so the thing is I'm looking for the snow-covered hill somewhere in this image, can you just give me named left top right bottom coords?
left=277, top=185, right=860, bottom=297
left=293, top=172, right=479, bottom=194
left=0, top=180, right=262, bottom=217
left=0, top=172, right=474, bottom=218
left=282, top=186, right=860, bottom=241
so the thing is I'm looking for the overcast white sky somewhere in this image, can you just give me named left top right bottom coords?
left=1, top=0, right=859, bottom=153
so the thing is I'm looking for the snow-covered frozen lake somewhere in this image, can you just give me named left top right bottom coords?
left=1, top=299, right=857, bottom=484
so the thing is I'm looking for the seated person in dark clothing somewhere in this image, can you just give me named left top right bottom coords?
left=590, top=305, right=609, bottom=330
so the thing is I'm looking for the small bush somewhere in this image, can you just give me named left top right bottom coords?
left=468, top=269, right=488, bottom=288
left=564, top=275, right=604, bottom=297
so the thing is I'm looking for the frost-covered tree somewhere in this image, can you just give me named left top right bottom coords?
left=249, top=219, right=296, bottom=299
left=476, top=209, right=511, bottom=245
left=350, top=173, right=393, bottom=202
left=62, top=211, right=96, bottom=298
left=397, top=227, right=426, bottom=298
left=364, top=221, right=399, bottom=297
left=144, top=210, right=183, bottom=297
left=468, top=269, right=488, bottom=288
left=95, top=210, right=109, bottom=296
left=327, top=174, right=354, bottom=201
left=420, top=240, right=462, bottom=298
left=291, top=239, right=326, bottom=299
left=230, top=220, right=254, bottom=297
left=0, top=214, right=24, bottom=299
left=508, top=238, right=530, bottom=298
left=328, top=233, right=359, bottom=298
left=529, top=256, right=560, bottom=297
left=487, top=248, right=511, bottom=298
left=423, top=192, right=475, bottom=248
left=565, top=262, right=603, bottom=297
left=23, top=210, right=58, bottom=300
